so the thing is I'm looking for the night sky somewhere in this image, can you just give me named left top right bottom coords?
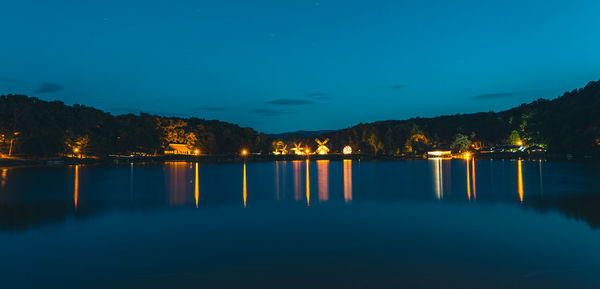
left=1, top=0, right=599, bottom=133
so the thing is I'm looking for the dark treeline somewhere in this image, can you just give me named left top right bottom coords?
left=280, top=80, right=600, bottom=156
left=0, top=95, right=270, bottom=157
left=1, top=80, right=599, bottom=157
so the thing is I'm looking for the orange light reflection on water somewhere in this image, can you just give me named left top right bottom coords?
left=343, top=159, right=352, bottom=203
left=466, top=158, right=471, bottom=201
left=74, top=165, right=79, bottom=210
left=317, top=160, right=329, bottom=202
left=1, top=168, right=7, bottom=189
left=293, top=161, right=301, bottom=201
left=306, top=159, right=310, bottom=206
left=195, top=163, right=199, bottom=208
left=472, top=158, right=476, bottom=200
left=243, top=162, right=247, bottom=208
left=518, top=159, right=524, bottom=203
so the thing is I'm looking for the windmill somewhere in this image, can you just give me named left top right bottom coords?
left=315, top=138, right=330, bottom=155
left=291, top=142, right=304, bottom=155
left=272, top=140, right=288, bottom=155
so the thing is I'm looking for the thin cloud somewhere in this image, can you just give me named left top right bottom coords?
left=473, top=92, right=513, bottom=99
left=267, top=99, right=315, bottom=105
left=392, top=84, right=407, bottom=89
left=34, top=82, right=63, bottom=93
left=250, top=109, right=288, bottom=116
left=307, top=92, right=322, bottom=97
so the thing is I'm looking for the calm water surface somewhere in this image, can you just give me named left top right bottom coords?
left=1, top=159, right=600, bottom=288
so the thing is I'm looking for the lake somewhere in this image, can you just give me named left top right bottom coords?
left=1, top=159, right=600, bottom=288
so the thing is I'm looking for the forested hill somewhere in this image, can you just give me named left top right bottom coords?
left=0, top=94, right=270, bottom=157
left=1, top=80, right=599, bottom=157
left=280, top=80, right=600, bottom=156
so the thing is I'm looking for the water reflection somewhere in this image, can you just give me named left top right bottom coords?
left=2, top=161, right=600, bottom=289
left=472, top=158, right=477, bottom=200
left=0, top=160, right=598, bottom=232
left=518, top=159, right=524, bottom=203
left=464, top=158, right=478, bottom=201
left=317, top=160, right=329, bottom=202
left=74, top=165, right=79, bottom=210
left=166, top=162, right=188, bottom=205
left=195, top=162, right=199, bottom=208
left=306, top=159, right=310, bottom=206
left=466, top=158, right=471, bottom=200
left=243, top=162, right=247, bottom=208
left=1, top=168, right=7, bottom=189
left=432, top=158, right=443, bottom=200
left=293, top=161, right=301, bottom=201
left=343, top=159, right=352, bottom=203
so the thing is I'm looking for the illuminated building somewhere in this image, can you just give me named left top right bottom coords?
left=164, top=144, right=193, bottom=155
left=427, top=150, right=452, bottom=159
left=315, top=138, right=329, bottom=155
left=342, top=146, right=352, bottom=155
left=291, top=143, right=304, bottom=155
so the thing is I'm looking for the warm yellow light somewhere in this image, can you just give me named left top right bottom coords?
left=194, top=149, right=200, bottom=155
left=73, top=147, right=80, bottom=153
left=305, top=148, right=310, bottom=154
left=518, top=159, right=524, bottom=203
left=241, top=149, right=248, bottom=156
left=243, top=162, right=247, bottom=207
left=343, top=146, right=352, bottom=155
left=517, top=141, right=523, bottom=146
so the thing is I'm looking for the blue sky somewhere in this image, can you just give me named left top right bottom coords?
left=1, top=0, right=599, bottom=133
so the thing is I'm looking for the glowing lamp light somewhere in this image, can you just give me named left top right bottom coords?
left=73, top=147, right=80, bottom=153
left=194, top=149, right=200, bottom=155
left=343, top=146, right=352, bottom=155
left=241, top=149, right=248, bottom=156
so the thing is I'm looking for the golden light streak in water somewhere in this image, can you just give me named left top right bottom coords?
left=165, top=162, right=188, bottom=205
left=306, top=159, right=310, bottom=206
left=1, top=168, right=7, bottom=189
left=472, top=158, right=477, bottom=200
left=466, top=157, right=471, bottom=201
left=343, top=159, right=353, bottom=203
left=293, top=161, right=301, bottom=201
left=195, top=162, right=199, bottom=208
left=74, top=165, right=79, bottom=210
left=518, top=159, right=524, bottom=203
left=243, top=162, right=247, bottom=208
left=317, top=160, right=329, bottom=202
left=432, top=158, right=443, bottom=200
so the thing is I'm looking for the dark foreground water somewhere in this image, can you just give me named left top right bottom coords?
left=1, top=159, right=600, bottom=288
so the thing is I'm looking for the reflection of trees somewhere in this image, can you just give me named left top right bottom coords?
left=527, top=193, right=600, bottom=228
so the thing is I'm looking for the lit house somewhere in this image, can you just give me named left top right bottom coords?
left=427, top=150, right=452, bottom=159
left=164, top=144, right=193, bottom=155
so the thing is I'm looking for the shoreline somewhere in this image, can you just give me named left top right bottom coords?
left=0, top=152, right=593, bottom=169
